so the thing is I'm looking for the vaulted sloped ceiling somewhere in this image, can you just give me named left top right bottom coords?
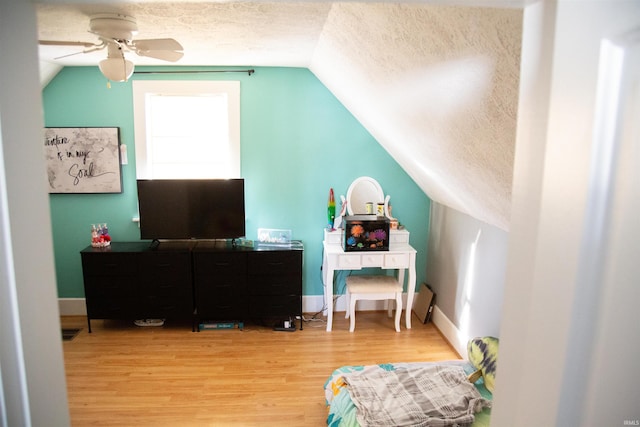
left=36, top=2, right=522, bottom=230
left=310, top=4, right=522, bottom=230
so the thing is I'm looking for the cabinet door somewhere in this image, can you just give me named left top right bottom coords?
left=193, top=252, right=247, bottom=320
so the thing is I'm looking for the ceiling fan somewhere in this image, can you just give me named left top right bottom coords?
left=39, top=13, right=184, bottom=82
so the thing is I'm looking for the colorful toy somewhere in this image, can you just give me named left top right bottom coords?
left=467, top=336, right=499, bottom=393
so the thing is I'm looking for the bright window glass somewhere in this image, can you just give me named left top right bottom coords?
left=133, top=80, right=240, bottom=179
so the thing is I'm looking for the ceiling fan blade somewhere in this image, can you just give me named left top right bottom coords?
left=136, top=49, right=184, bottom=62
left=53, top=50, right=87, bottom=60
left=128, top=38, right=184, bottom=62
left=39, top=40, right=100, bottom=48
left=48, top=41, right=107, bottom=60
left=133, top=38, right=183, bottom=52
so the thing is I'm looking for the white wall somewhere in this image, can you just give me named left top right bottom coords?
left=492, top=1, right=640, bottom=426
left=426, top=202, right=507, bottom=356
left=0, top=1, right=70, bottom=426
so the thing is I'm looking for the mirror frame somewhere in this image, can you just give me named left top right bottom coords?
left=345, top=176, right=386, bottom=216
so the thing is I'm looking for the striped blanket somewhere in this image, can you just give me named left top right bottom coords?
left=343, top=364, right=491, bottom=427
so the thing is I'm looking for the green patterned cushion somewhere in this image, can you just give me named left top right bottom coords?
left=467, top=336, right=499, bottom=393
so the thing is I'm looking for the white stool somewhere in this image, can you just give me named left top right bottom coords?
left=345, top=275, right=403, bottom=332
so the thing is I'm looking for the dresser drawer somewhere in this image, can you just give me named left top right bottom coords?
left=193, top=252, right=247, bottom=277
left=84, top=275, right=138, bottom=298
left=141, top=280, right=193, bottom=297
left=249, top=295, right=300, bottom=317
left=196, top=276, right=246, bottom=299
left=248, top=276, right=300, bottom=296
left=81, top=253, right=138, bottom=276
left=141, top=295, right=194, bottom=318
left=248, top=251, right=301, bottom=275
left=140, top=252, right=191, bottom=281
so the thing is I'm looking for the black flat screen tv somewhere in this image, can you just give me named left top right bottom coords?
left=137, top=179, right=245, bottom=241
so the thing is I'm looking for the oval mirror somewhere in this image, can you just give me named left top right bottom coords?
left=346, top=176, right=385, bottom=215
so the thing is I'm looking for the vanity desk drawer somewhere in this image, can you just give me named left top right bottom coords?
left=383, top=253, right=410, bottom=268
left=361, top=253, right=384, bottom=267
left=335, top=252, right=410, bottom=269
left=338, top=254, right=363, bottom=269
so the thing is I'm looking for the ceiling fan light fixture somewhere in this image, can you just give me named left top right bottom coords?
left=40, top=13, right=183, bottom=80
left=99, top=57, right=134, bottom=82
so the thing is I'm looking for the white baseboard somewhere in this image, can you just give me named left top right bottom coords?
left=302, top=295, right=325, bottom=314
left=60, top=295, right=416, bottom=319
left=59, top=298, right=87, bottom=316
left=431, top=305, right=468, bottom=359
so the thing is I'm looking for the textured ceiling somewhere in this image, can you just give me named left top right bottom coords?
left=36, top=2, right=332, bottom=67
left=36, top=2, right=523, bottom=231
left=311, top=4, right=522, bottom=230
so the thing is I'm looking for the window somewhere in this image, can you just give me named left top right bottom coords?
left=133, top=80, right=240, bottom=179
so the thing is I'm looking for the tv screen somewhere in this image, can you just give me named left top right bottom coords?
left=137, top=179, right=245, bottom=240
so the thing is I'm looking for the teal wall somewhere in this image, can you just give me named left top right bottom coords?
left=43, top=66, right=430, bottom=300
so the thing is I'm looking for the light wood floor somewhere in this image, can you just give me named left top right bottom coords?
left=61, top=312, right=460, bottom=426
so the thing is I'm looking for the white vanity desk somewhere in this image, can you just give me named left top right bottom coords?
left=322, top=228, right=417, bottom=332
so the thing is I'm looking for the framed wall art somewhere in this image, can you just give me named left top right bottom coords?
left=43, top=127, right=122, bottom=194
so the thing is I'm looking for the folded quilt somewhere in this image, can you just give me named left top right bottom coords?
left=343, top=364, right=491, bottom=427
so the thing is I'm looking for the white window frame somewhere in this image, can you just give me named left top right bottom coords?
left=132, top=80, right=240, bottom=179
